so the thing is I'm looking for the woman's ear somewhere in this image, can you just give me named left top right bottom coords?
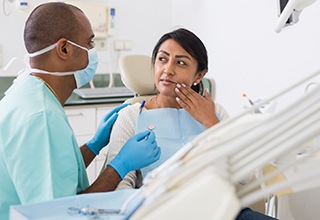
left=195, top=69, right=207, bottom=84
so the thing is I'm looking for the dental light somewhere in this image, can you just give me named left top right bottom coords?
left=275, top=0, right=318, bottom=33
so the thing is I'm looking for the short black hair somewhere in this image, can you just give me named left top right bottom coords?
left=24, top=2, right=83, bottom=53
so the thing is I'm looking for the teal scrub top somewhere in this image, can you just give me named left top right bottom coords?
left=0, top=75, right=89, bottom=219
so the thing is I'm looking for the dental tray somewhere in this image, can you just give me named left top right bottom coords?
left=73, top=87, right=135, bottom=99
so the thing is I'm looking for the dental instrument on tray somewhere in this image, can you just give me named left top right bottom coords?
left=242, top=93, right=278, bottom=114
left=242, top=93, right=254, bottom=105
left=67, top=206, right=120, bottom=216
left=119, top=67, right=320, bottom=220
left=242, top=93, right=262, bottom=113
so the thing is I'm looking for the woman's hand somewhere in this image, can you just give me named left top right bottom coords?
left=175, top=83, right=220, bottom=128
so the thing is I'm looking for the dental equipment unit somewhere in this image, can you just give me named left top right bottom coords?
left=121, top=68, right=320, bottom=220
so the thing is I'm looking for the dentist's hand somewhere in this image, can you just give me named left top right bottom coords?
left=86, top=103, right=130, bottom=155
left=108, top=130, right=161, bottom=179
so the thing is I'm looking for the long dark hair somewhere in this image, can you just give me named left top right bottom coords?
left=152, top=28, right=208, bottom=94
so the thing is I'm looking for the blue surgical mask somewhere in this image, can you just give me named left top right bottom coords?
left=28, top=40, right=98, bottom=88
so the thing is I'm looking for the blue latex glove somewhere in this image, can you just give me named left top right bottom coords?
left=86, top=103, right=130, bottom=155
left=108, top=130, right=161, bottom=179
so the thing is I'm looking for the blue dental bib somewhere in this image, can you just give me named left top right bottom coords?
left=136, top=108, right=206, bottom=177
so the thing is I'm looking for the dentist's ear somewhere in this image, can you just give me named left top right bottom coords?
left=62, top=46, right=67, bottom=54
left=55, top=38, right=69, bottom=59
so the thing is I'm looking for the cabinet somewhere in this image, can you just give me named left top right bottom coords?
left=64, top=103, right=119, bottom=184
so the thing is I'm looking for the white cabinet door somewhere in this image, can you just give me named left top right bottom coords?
left=65, top=107, right=96, bottom=184
left=96, top=104, right=120, bottom=128
left=65, top=107, right=96, bottom=136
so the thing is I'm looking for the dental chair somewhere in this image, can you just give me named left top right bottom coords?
left=118, top=54, right=217, bottom=104
left=119, top=54, right=156, bottom=104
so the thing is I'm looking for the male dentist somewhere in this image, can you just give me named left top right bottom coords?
left=0, top=2, right=160, bottom=219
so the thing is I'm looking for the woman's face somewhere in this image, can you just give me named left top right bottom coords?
left=154, top=39, right=203, bottom=97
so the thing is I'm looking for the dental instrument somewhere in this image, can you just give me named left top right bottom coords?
left=144, top=124, right=155, bottom=140
left=139, top=100, right=145, bottom=114
left=67, top=206, right=120, bottom=216
left=147, top=124, right=156, bottom=131
left=242, top=93, right=254, bottom=105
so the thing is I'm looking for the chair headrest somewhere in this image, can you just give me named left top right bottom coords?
left=119, top=54, right=157, bottom=95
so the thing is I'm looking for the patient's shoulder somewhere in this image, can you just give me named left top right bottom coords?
left=118, top=102, right=140, bottom=119
left=215, top=102, right=229, bottom=120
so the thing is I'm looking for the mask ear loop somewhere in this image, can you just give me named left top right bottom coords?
left=5, top=43, right=59, bottom=85
left=28, top=43, right=57, bottom=57
left=67, top=40, right=89, bottom=51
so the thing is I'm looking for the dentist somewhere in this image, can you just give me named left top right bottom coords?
left=0, top=2, right=160, bottom=219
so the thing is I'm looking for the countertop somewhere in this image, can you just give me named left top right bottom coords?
left=1, top=75, right=214, bottom=106
left=0, top=74, right=130, bottom=106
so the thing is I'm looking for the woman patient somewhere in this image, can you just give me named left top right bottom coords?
left=104, top=28, right=228, bottom=189
left=103, top=28, right=277, bottom=220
